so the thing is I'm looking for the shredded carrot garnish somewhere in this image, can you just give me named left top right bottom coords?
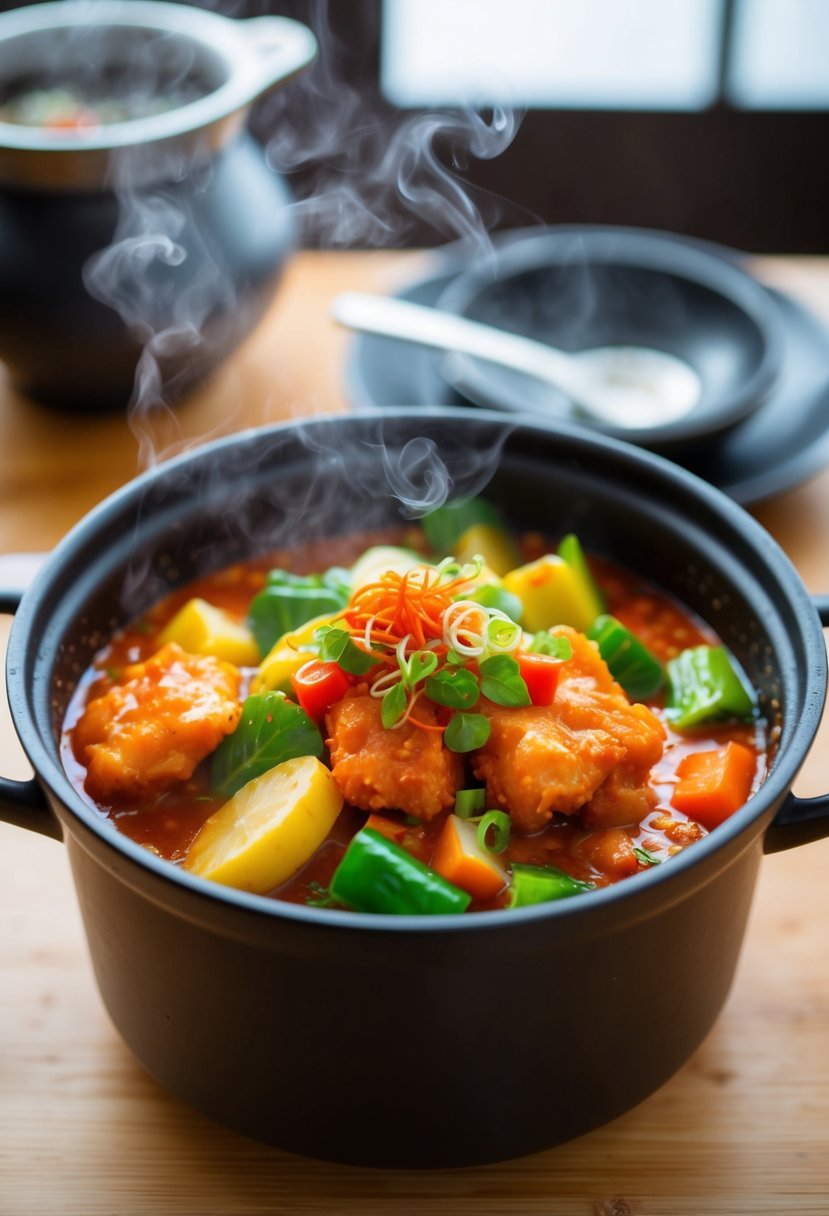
left=343, top=565, right=474, bottom=656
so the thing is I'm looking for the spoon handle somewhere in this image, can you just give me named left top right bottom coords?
left=332, top=292, right=587, bottom=400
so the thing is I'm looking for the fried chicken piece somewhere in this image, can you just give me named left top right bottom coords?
left=325, top=687, right=462, bottom=821
left=472, top=627, right=665, bottom=833
left=73, top=642, right=242, bottom=803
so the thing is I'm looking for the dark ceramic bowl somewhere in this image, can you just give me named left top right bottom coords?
left=1, top=409, right=828, bottom=1168
left=437, top=227, right=785, bottom=453
left=0, top=1, right=316, bottom=410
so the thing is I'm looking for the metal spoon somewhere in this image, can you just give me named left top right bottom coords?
left=332, top=291, right=702, bottom=429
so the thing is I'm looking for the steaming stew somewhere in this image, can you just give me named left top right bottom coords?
left=61, top=502, right=771, bottom=914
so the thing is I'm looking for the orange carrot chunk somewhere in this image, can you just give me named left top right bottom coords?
left=431, top=814, right=508, bottom=902
left=671, top=741, right=756, bottom=829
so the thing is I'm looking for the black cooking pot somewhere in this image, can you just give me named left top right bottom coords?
left=2, top=410, right=828, bottom=1169
left=0, top=1, right=316, bottom=410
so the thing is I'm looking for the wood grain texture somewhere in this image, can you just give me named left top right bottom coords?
left=1, top=251, right=828, bottom=1216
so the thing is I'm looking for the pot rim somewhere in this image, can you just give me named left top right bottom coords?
left=7, top=408, right=825, bottom=933
left=0, top=0, right=316, bottom=154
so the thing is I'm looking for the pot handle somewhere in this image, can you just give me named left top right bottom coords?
left=239, top=16, right=318, bottom=101
left=0, top=554, right=61, bottom=840
left=764, top=593, right=829, bottom=854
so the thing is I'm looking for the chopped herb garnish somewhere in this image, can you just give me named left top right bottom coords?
left=424, top=666, right=480, bottom=710
left=444, top=711, right=490, bottom=753
left=381, top=680, right=409, bottom=728
left=633, top=846, right=661, bottom=866
left=316, top=625, right=373, bottom=675
left=479, top=654, right=531, bottom=707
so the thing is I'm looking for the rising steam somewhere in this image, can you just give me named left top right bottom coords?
left=80, top=0, right=525, bottom=465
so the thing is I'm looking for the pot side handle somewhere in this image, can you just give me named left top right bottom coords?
left=764, top=593, right=829, bottom=854
left=0, top=555, right=61, bottom=840
left=239, top=16, right=318, bottom=101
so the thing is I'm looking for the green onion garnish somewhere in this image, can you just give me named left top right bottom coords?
left=454, top=787, right=487, bottom=819
left=476, top=810, right=510, bottom=854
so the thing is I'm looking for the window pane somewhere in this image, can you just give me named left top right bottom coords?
left=381, top=0, right=723, bottom=111
left=728, top=0, right=829, bottom=109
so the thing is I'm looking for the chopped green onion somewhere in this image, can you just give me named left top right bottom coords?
left=421, top=497, right=503, bottom=555
left=527, top=632, right=573, bottom=661
left=633, top=846, right=661, bottom=866
left=666, top=645, right=757, bottom=729
left=507, top=863, right=595, bottom=908
left=479, top=654, right=531, bottom=707
left=329, top=828, right=471, bottom=915
left=444, top=711, right=490, bottom=753
left=454, top=787, right=487, bottom=819
left=476, top=810, right=510, bottom=854
left=587, top=614, right=664, bottom=701
left=484, top=613, right=522, bottom=654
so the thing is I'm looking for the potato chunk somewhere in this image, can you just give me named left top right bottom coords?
left=184, top=755, right=342, bottom=894
left=73, top=643, right=241, bottom=802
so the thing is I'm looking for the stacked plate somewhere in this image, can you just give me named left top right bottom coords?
left=344, top=226, right=829, bottom=506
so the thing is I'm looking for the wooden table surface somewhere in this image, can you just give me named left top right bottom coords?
left=1, top=250, right=828, bottom=1215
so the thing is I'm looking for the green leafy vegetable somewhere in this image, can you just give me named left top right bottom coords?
left=211, top=692, right=324, bottom=798
left=633, top=846, right=661, bottom=866
left=248, top=568, right=351, bottom=656
left=479, top=654, right=531, bottom=707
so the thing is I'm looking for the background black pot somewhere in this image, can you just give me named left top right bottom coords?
left=1, top=410, right=828, bottom=1168
left=0, top=1, right=316, bottom=410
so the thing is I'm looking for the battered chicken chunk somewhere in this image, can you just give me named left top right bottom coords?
left=326, top=687, right=463, bottom=821
left=472, top=627, right=665, bottom=833
left=73, top=642, right=242, bottom=803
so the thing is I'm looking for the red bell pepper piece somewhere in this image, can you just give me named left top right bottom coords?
left=290, top=659, right=352, bottom=722
left=516, top=652, right=563, bottom=706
